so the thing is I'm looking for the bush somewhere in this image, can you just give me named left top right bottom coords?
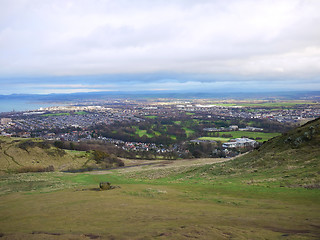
left=18, top=140, right=51, bottom=151
left=16, top=165, right=55, bottom=173
left=47, top=148, right=66, bottom=157
left=54, top=141, right=64, bottom=149
left=91, top=150, right=124, bottom=168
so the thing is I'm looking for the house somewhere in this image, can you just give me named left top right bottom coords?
left=0, top=118, right=12, bottom=125
left=229, top=125, right=239, bottom=131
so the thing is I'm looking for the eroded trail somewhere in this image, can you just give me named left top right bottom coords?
left=90, top=155, right=241, bottom=175
left=1, top=141, right=22, bottom=171
left=3, top=145, right=22, bottom=166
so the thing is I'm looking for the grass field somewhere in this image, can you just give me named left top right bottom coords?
left=170, top=135, right=177, bottom=140
left=41, top=112, right=70, bottom=117
left=214, top=103, right=238, bottom=107
left=144, top=115, right=157, bottom=119
left=198, top=136, right=230, bottom=142
left=0, top=162, right=319, bottom=239
left=182, top=127, right=195, bottom=137
left=239, top=101, right=318, bottom=108
left=133, top=126, right=154, bottom=138
left=1, top=119, right=319, bottom=239
left=208, top=100, right=318, bottom=108
left=74, top=111, right=87, bottom=115
left=217, top=131, right=280, bottom=142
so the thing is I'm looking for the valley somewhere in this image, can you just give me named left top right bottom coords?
left=0, top=117, right=319, bottom=239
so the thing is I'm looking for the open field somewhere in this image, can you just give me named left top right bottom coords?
left=217, top=131, right=281, bottom=142
left=182, top=127, right=195, bottom=137
left=0, top=160, right=319, bottom=239
left=145, top=115, right=158, bottom=119
left=239, top=101, right=318, bottom=108
left=0, top=119, right=319, bottom=239
left=41, top=112, right=70, bottom=117
left=209, top=100, right=319, bottom=108
left=198, top=136, right=231, bottom=142
left=133, top=126, right=154, bottom=138
left=74, top=111, right=87, bottom=115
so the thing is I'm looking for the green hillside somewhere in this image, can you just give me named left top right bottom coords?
left=236, top=117, right=320, bottom=169
left=184, top=117, right=320, bottom=188
left=0, top=137, right=92, bottom=173
left=0, top=119, right=319, bottom=239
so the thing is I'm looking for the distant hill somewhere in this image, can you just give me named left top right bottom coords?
left=189, top=117, right=320, bottom=188
left=1, top=90, right=320, bottom=102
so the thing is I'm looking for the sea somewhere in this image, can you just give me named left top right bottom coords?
left=0, top=99, right=60, bottom=113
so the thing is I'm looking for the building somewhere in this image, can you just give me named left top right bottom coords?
left=1, top=118, right=12, bottom=125
left=222, top=138, right=257, bottom=148
left=229, top=125, right=239, bottom=131
left=239, top=126, right=264, bottom=131
left=222, top=142, right=238, bottom=148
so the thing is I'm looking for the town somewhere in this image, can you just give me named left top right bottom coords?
left=1, top=98, right=319, bottom=159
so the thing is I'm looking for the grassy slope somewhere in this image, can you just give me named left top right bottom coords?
left=0, top=170, right=319, bottom=239
left=191, top=118, right=320, bottom=188
left=0, top=137, right=91, bottom=173
left=0, top=119, right=319, bottom=239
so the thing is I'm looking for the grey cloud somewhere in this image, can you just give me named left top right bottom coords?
left=0, top=0, right=319, bottom=82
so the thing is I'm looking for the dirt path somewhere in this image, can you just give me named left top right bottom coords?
left=3, top=144, right=22, bottom=166
left=89, top=154, right=244, bottom=175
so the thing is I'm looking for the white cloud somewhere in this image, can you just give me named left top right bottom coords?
left=0, top=0, right=319, bottom=84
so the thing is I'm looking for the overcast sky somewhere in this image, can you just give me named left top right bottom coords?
left=0, top=0, right=320, bottom=94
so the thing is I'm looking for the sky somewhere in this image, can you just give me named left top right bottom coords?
left=0, top=0, right=320, bottom=94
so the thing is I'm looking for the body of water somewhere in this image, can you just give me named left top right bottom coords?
left=0, top=99, right=60, bottom=113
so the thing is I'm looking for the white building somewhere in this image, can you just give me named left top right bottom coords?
left=222, top=138, right=257, bottom=148
left=229, top=125, right=239, bottom=131
left=0, top=118, right=12, bottom=125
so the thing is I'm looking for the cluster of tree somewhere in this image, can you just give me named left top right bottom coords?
left=53, top=140, right=125, bottom=169
left=250, top=119, right=293, bottom=132
left=53, top=139, right=185, bottom=160
left=186, top=142, right=219, bottom=158
left=193, top=116, right=293, bottom=133
left=92, top=122, right=185, bottom=144
left=53, top=140, right=125, bottom=155
left=18, top=140, right=51, bottom=152
left=16, top=165, right=55, bottom=173
left=185, top=141, right=257, bottom=158
left=90, top=150, right=124, bottom=168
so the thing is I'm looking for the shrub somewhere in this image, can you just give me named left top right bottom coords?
left=16, top=165, right=55, bottom=173
left=91, top=150, right=124, bottom=168
left=54, top=141, right=64, bottom=149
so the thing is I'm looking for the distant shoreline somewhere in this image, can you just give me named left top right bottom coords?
left=0, top=99, right=65, bottom=113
